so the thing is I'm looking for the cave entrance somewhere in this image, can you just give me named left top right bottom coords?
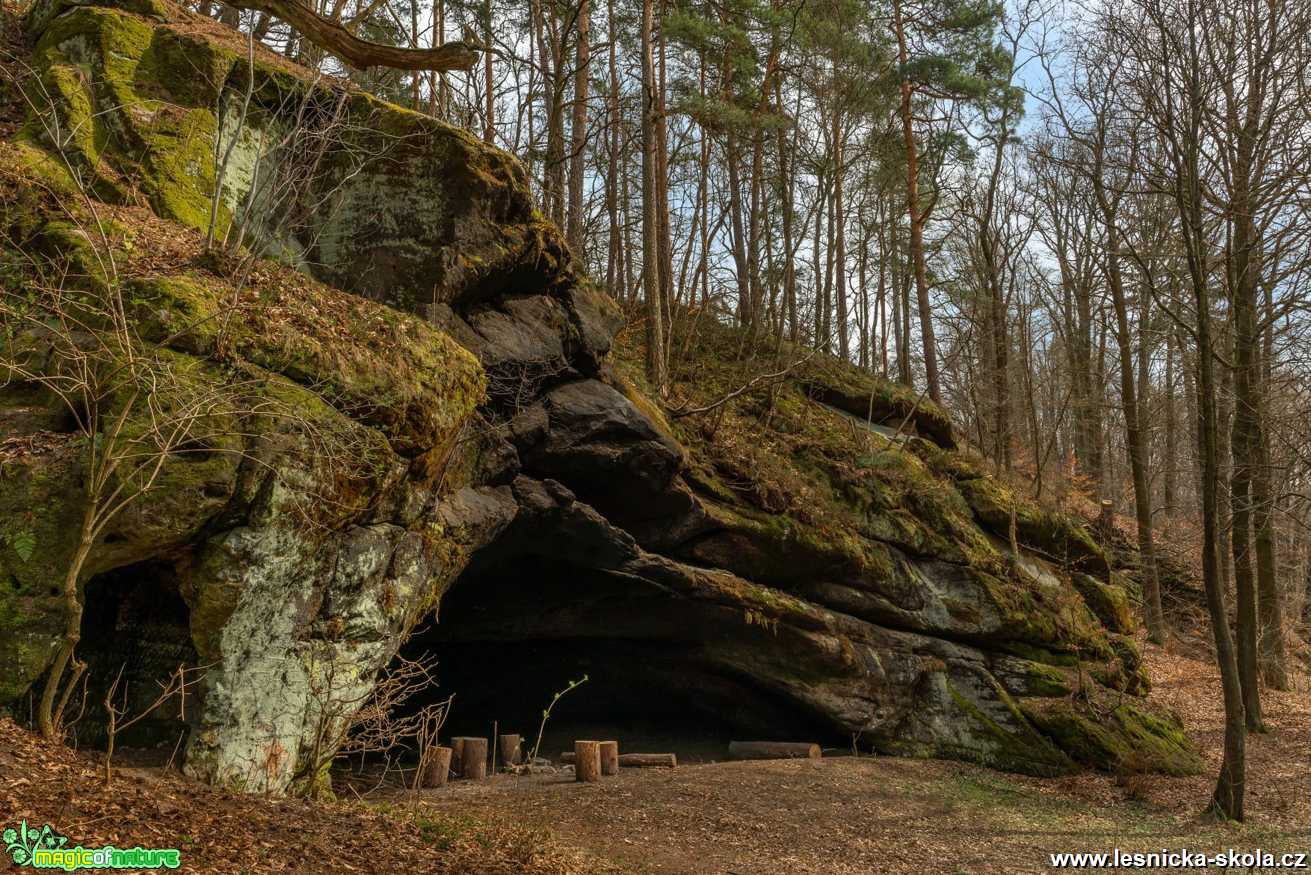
left=68, top=559, right=199, bottom=757
left=396, top=551, right=829, bottom=765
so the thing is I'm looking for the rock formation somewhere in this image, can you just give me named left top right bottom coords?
left=0, top=0, right=1198, bottom=796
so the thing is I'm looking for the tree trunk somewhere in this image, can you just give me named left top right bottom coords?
left=782, top=79, right=800, bottom=343
left=38, top=508, right=96, bottom=739
left=604, top=0, right=621, bottom=294
left=1107, top=246, right=1165, bottom=645
left=892, top=0, right=940, bottom=403
left=654, top=3, right=674, bottom=334
left=1254, top=277, right=1287, bottom=688
left=1168, top=53, right=1245, bottom=816
left=726, top=130, right=751, bottom=329
left=1229, top=168, right=1264, bottom=730
left=812, top=168, right=826, bottom=348
left=566, top=0, right=590, bottom=252
left=639, top=0, right=665, bottom=392
left=1163, top=328, right=1177, bottom=515
left=832, top=107, right=847, bottom=361
left=482, top=0, right=494, bottom=142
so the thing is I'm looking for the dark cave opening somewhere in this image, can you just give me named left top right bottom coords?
left=395, top=552, right=834, bottom=764
left=68, top=560, right=199, bottom=754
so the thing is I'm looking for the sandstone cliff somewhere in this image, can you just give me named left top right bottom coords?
left=0, top=0, right=1198, bottom=795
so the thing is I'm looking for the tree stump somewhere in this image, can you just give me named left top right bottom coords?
left=460, top=737, right=488, bottom=781
left=421, top=745, right=452, bottom=788
left=574, top=740, right=601, bottom=783
left=728, top=741, right=821, bottom=760
left=498, top=733, right=522, bottom=769
left=449, top=737, right=470, bottom=777
left=598, top=740, right=619, bottom=776
left=1098, top=499, right=1115, bottom=543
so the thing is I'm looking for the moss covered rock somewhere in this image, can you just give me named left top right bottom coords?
left=0, top=0, right=1199, bottom=792
left=1019, top=695, right=1201, bottom=776
left=0, top=102, right=483, bottom=791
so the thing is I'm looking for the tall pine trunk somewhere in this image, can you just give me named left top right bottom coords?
left=566, top=0, right=589, bottom=252
left=892, top=0, right=940, bottom=402
left=639, top=0, right=665, bottom=392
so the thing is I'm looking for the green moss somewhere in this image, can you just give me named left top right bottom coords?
left=1010, top=660, right=1074, bottom=697
left=687, top=496, right=897, bottom=592
left=0, top=167, right=481, bottom=713
left=955, top=475, right=1111, bottom=577
left=1071, top=573, right=1135, bottom=634
left=127, top=274, right=486, bottom=456
left=0, top=445, right=89, bottom=701
left=1020, top=696, right=1202, bottom=776
left=796, top=353, right=956, bottom=449
left=612, top=370, right=676, bottom=439
left=941, top=678, right=1077, bottom=777
left=1090, top=635, right=1151, bottom=696
left=24, top=0, right=169, bottom=38
left=28, top=5, right=240, bottom=234
left=972, top=564, right=1110, bottom=661
left=999, top=641, right=1081, bottom=667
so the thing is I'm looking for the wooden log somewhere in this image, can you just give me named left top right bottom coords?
left=460, top=737, right=488, bottom=781
left=598, top=740, right=619, bottom=776
left=728, top=741, right=821, bottom=761
left=421, top=745, right=452, bottom=788
left=498, top=733, right=522, bottom=769
left=449, top=736, right=471, bottom=777
left=559, top=752, right=677, bottom=768
left=1098, top=498, right=1115, bottom=543
left=574, top=740, right=601, bottom=783
left=616, top=753, right=676, bottom=768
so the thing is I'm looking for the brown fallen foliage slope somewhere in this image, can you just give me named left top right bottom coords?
left=0, top=718, right=614, bottom=875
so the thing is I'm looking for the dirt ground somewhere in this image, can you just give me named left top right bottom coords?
left=3, top=638, right=1308, bottom=874
left=408, top=639, right=1311, bottom=875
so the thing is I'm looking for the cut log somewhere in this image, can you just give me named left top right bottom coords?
left=421, top=745, right=452, bottom=788
left=460, top=737, right=488, bottom=781
left=598, top=740, right=619, bottom=776
left=615, top=753, right=676, bottom=768
left=559, top=752, right=676, bottom=768
left=574, top=740, right=601, bottom=783
left=450, top=736, right=473, bottom=777
left=498, top=733, right=522, bottom=769
left=728, top=741, right=821, bottom=761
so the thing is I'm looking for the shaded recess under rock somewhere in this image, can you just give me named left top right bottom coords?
left=0, top=0, right=1199, bottom=795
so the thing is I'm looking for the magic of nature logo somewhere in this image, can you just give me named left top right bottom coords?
left=3, top=820, right=180, bottom=870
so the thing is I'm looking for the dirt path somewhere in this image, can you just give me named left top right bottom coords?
left=412, top=642, right=1311, bottom=874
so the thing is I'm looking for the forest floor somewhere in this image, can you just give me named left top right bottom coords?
left=4, top=636, right=1306, bottom=874
left=405, top=637, right=1311, bottom=874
